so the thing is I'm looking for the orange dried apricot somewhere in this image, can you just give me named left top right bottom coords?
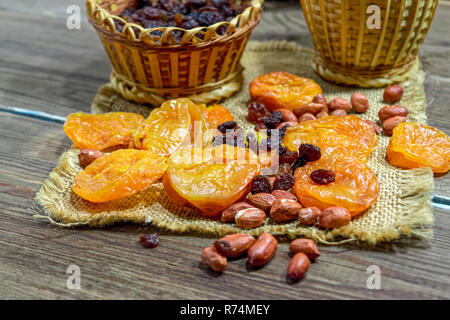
left=293, top=154, right=379, bottom=216
left=198, top=104, right=234, bottom=129
left=73, top=149, right=167, bottom=203
left=131, top=98, right=212, bottom=156
left=63, top=112, right=143, bottom=151
left=163, top=145, right=261, bottom=218
left=283, top=115, right=377, bottom=163
left=249, top=71, right=322, bottom=112
left=387, top=122, right=450, bottom=173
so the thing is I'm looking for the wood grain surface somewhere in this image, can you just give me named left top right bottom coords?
left=0, top=0, right=449, bottom=299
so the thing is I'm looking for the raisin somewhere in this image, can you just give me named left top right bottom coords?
left=273, top=173, right=295, bottom=191
left=187, top=0, right=207, bottom=8
left=142, top=7, right=162, bottom=19
left=298, top=143, right=321, bottom=162
left=280, top=151, right=298, bottom=165
left=278, top=124, right=290, bottom=139
left=310, top=169, right=335, bottom=185
left=198, top=10, right=222, bottom=26
left=278, top=144, right=287, bottom=156
left=217, top=121, right=237, bottom=133
left=251, top=175, right=272, bottom=194
left=212, top=0, right=227, bottom=8
left=264, top=111, right=283, bottom=129
left=139, top=233, right=160, bottom=248
left=248, top=101, right=272, bottom=124
left=292, top=157, right=307, bottom=172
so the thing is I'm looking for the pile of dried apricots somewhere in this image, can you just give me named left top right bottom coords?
left=63, top=70, right=449, bottom=278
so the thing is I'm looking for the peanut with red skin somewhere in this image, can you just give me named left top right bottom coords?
left=276, top=121, right=297, bottom=129
left=351, top=93, right=370, bottom=113
left=289, top=239, right=320, bottom=259
left=287, top=252, right=310, bottom=281
left=235, top=207, right=266, bottom=229
left=378, top=105, right=409, bottom=123
left=383, top=85, right=404, bottom=103
left=382, top=116, right=407, bottom=136
left=78, top=149, right=104, bottom=167
left=328, top=97, right=352, bottom=112
left=247, top=193, right=277, bottom=213
left=221, top=202, right=254, bottom=222
left=318, top=206, right=351, bottom=229
left=293, top=103, right=325, bottom=117
left=247, top=232, right=278, bottom=267
left=271, top=189, right=297, bottom=201
left=330, top=109, right=347, bottom=117
left=298, top=207, right=321, bottom=226
left=313, top=94, right=327, bottom=108
left=201, top=246, right=227, bottom=272
left=316, top=111, right=329, bottom=119
left=214, top=233, right=255, bottom=258
left=270, top=198, right=303, bottom=222
left=298, top=113, right=317, bottom=122
left=277, top=109, right=298, bottom=123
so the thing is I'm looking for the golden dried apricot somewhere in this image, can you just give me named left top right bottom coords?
left=293, top=154, right=379, bottom=216
left=198, top=104, right=234, bottom=129
left=73, top=149, right=167, bottom=203
left=283, top=115, right=377, bottom=163
left=131, top=98, right=211, bottom=156
left=387, top=122, right=450, bottom=173
left=63, top=112, right=143, bottom=151
left=249, top=71, right=323, bottom=112
left=163, top=145, right=261, bottom=218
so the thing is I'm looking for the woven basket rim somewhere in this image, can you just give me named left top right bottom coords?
left=87, top=0, right=264, bottom=47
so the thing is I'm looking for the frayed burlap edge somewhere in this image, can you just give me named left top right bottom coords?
left=33, top=40, right=434, bottom=245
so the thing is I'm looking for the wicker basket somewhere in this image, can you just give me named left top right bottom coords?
left=87, top=0, right=263, bottom=105
left=300, top=0, right=438, bottom=87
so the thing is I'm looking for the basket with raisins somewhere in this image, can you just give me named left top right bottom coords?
left=86, top=0, right=263, bottom=105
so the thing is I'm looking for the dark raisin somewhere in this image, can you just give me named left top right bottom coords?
left=273, top=173, right=295, bottom=191
left=248, top=101, right=272, bottom=124
left=280, top=151, right=298, bottom=165
left=278, top=124, right=290, bottom=139
left=139, top=233, right=160, bottom=248
left=182, top=16, right=200, bottom=29
left=212, top=0, right=227, bottom=8
left=292, top=157, right=307, bottom=172
left=298, top=143, right=321, bottom=162
left=264, top=111, right=283, bottom=129
left=310, top=169, right=335, bottom=185
left=278, top=144, right=287, bottom=156
left=198, top=6, right=219, bottom=13
left=142, top=7, right=162, bottom=19
left=217, top=121, right=237, bottom=133
left=186, top=0, right=207, bottom=8
left=251, top=175, right=272, bottom=194
left=277, top=163, right=293, bottom=176
left=197, top=10, right=222, bottom=26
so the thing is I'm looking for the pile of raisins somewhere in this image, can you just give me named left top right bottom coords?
left=116, top=0, right=249, bottom=39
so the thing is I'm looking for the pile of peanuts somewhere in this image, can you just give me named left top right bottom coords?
left=276, top=84, right=407, bottom=137
left=201, top=232, right=320, bottom=282
left=221, top=189, right=352, bottom=230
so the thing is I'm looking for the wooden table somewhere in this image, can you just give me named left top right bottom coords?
left=1, top=0, right=449, bottom=299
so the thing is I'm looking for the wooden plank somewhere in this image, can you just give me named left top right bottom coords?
left=0, top=113, right=449, bottom=299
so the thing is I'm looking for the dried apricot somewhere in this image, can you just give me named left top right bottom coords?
left=131, top=98, right=212, bottom=156
left=63, top=112, right=143, bottom=151
left=198, top=104, right=234, bottom=129
left=73, top=149, right=167, bottom=203
left=163, top=145, right=261, bottom=218
left=293, top=154, right=379, bottom=216
left=387, top=122, right=450, bottom=173
left=249, top=71, right=323, bottom=112
left=283, top=115, right=377, bottom=163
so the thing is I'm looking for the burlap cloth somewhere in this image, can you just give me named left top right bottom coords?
left=34, top=41, right=434, bottom=245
